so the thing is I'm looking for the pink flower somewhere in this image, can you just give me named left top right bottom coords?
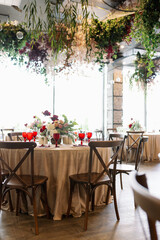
left=59, top=124, right=63, bottom=129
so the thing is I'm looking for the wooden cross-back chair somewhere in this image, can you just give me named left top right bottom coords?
left=0, top=141, right=50, bottom=235
left=109, top=133, right=127, bottom=161
left=107, top=128, right=117, bottom=139
left=130, top=171, right=160, bottom=240
left=8, top=132, right=23, bottom=141
left=109, top=136, right=148, bottom=189
left=67, top=140, right=123, bottom=230
left=126, top=130, right=145, bottom=162
left=94, top=129, right=104, bottom=140
left=0, top=128, right=14, bottom=141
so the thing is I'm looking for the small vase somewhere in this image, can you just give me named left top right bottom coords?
left=51, top=138, right=61, bottom=144
left=38, top=136, right=48, bottom=145
left=63, top=136, right=73, bottom=144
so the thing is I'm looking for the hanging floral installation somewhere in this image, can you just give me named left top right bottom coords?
left=130, top=52, right=160, bottom=89
left=0, top=21, right=29, bottom=59
left=88, top=15, right=133, bottom=70
left=130, top=0, right=160, bottom=83
left=0, top=0, right=159, bottom=87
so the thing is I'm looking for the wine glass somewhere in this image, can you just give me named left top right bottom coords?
left=78, top=132, right=85, bottom=146
left=22, top=132, right=27, bottom=142
left=26, top=132, right=33, bottom=142
left=53, top=133, right=60, bottom=147
left=33, top=131, right=37, bottom=142
left=86, top=132, right=92, bottom=143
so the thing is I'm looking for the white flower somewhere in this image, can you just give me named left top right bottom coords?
left=52, top=129, right=59, bottom=134
left=10, top=20, right=18, bottom=26
left=47, top=123, right=55, bottom=131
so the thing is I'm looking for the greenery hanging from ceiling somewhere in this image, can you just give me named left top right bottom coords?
left=129, top=52, right=159, bottom=88
left=0, top=21, right=29, bottom=59
left=0, top=0, right=159, bottom=86
left=88, top=15, right=133, bottom=69
left=130, top=0, right=160, bottom=82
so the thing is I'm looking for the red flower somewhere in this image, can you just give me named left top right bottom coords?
left=129, top=123, right=132, bottom=128
left=40, top=125, right=46, bottom=132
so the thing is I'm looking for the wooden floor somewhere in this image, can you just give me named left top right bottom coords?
left=1, top=161, right=160, bottom=240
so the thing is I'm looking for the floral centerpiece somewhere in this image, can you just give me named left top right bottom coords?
left=24, top=111, right=78, bottom=143
left=47, top=114, right=78, bottom=142
left=128, top=119, right=142, bottom=131
left=25, top=115, right=45, bottom=131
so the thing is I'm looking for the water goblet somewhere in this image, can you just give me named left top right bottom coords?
left=26, top=132, right=33, bottom=142
left=22, top=132, right=27, bottom=142
left=86, top=132, right=92, bottom=143
left=79, top=132, right=85, bottom=146
left=53, top=133, right=60, bottom=147
left=33, top=131, right=37, bottom=142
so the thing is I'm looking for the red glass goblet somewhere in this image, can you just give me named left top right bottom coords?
left=26, top=132, right=33, bottom=142
left=33, top=131, right=37, bottom=142
left=53, top=133, right=60, bottom=147
left=22, top=132, right=27, bottom=142
left=79, top=133, right=85, bottom=146
left=86, top=132, right=92, bottom=143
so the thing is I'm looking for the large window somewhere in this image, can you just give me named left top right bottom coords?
left=55, top=63, right=103, bottom=131
left=0, top=59, right=103, bottom=132
left=123, top=66, right=160, bottom=132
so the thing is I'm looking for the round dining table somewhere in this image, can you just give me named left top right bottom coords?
left=0, top=143, right=111, bottom=220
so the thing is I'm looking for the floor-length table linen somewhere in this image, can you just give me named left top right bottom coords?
left=123, top=132, right=160, bottom=161
left=0, top=144, right=111, bottom=220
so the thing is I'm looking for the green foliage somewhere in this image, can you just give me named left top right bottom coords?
left=89, top=15, right=133, bottom=67
left=0, top=22, right=29, bottom=60
left=130, top=52, right=158, bottom=88
left=130, top=0, right=160, bottom=78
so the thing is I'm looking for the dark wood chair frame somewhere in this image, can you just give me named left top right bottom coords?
left=0, top=141, right=50, bottom=235
left=109, top=133, right=127, bottom=161
left=0, top=128, right=14, bottom=141
left=94, top=129, right=104, bottom=140
left=8, top=132, right=23, bottom=141
left=126, top=130, right=144, bottom=162
left=109, top=136, right=148, bottom=189
left=67, top=140, right=123, bottom=231
left=107, top=128, right=117, bottom=139
left=130, top=171, right=160, bottom=240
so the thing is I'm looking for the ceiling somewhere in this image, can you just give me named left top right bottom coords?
left=0, top=0, right=159, bottom=68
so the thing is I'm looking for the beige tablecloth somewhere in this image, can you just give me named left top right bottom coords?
left=0, top=144, right=111, bottom=220
left=125, top=132, right=160, bottom=161
left=143, top=133, right=160, bottom=161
